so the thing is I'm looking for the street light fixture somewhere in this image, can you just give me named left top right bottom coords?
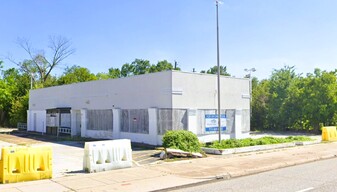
left=244, top=68, right=256, bottom=79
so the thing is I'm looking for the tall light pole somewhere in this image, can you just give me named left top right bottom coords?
left=30, top=73, right=33, bottom=90
left=216, top=0, right=221, bottom=142
left=244, top=68, right=256, bottom=116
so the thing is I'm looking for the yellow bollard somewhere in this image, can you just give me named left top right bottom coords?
left=322, top=126, right=337, bottom=141
left=0, top=145, right=52, bottom=184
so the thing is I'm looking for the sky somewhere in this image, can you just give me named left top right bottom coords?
left=1, top=0, right=337, bottom=80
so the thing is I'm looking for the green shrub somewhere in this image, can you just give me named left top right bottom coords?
left=207, top=136, right=313, bottom=149
left=162, top=130, right=201, bottom=152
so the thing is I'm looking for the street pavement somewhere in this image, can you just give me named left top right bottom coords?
left=171, top=157, right=337, bottom=192
left=1, top=134, right=337, bottom=192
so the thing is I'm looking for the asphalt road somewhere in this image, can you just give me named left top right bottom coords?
left=170, top=157, right=337, bottom=192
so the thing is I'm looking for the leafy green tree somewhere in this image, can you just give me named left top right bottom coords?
left=121, top=59, right=151, bottom=77
left=252, top=66, right=337, bottom=133
left=57, top=65, right=97, bottom=85
left=0, top=61, right=11, bottom=126
left=267, top=66, right=298, bottom=130
left=298, top=70, right=337, bottom=132
left=9, top=93, right=29, bottom=126
left=0, top=62, right=30, bottom=126
left=149, top=60, right=174, bottom=73
left=251, top=78, right=270, bottom=130
left=130, top=59, right=151, bottom=75
left=96, top=72, right=110, bottom=80
left=121, top=59, right=177, bottom=77
left=96, top=68, right=121, bottom=80
left=200, top=65, right=230, bottom=76
left=120, top=63, right=134, bottom=77
left=108, top=68, right=121, bottom=78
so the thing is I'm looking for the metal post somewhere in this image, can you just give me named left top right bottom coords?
left=244, top=68, right=256, bottom=117
left=216, top=0, right=221, bottom=142
left=30, top=74, right=33, bottom=89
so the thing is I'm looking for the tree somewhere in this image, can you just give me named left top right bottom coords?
left=9, top=93, right=29, bottom=126
left=96, top=72, right=110, bottom=80
left=121, top=63, right=134, bottom=77
left=200, top=65, right=230, bottom=76
left=57, top=65, right=97, bottom=85
left=108, top=68, right=121, bottom=78
left=96, top=68, right=121, bottom=80
left=297, top=70, right=337, bottom=132
left=121, top=59, right=151, bottom=77
left=251, top=78, right=270, bottom=130
left=267, top=66, right=298, bottom=130
left=149, top=60, right=174, bottom=73
left=0, top=62, right=30, bottom=126
left=130, top=59, right=151, bottom=75
left=119, top=59, right=178, bottom=77
left=8, top=36, right=75, bottom=85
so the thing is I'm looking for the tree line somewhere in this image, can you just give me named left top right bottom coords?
left=0, top=58, right=229, bottom=127
left=0, top=37, right=230, bottom=126
left=251, top=66, right=337, bottom=133
left=1, top=37, right=336, bottom=133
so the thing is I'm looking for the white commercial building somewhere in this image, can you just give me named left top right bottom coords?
left=27, top=71, right=251, bottom=145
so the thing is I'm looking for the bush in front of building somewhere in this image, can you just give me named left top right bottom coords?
left=162, top=130, right=201, bottom=153
left=207, top=136, right=313, bottom=149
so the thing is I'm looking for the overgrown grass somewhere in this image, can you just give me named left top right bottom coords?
left=206, top=136, right=313, bottom=149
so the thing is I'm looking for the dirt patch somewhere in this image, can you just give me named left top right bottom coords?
left=0, top=133, right=43, bottom=145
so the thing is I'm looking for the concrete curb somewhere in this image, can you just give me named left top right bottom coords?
left=202, top=140, right=321, bottom=155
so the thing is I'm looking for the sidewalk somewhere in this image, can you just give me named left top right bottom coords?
left=1, top=142, right=337, bottom=192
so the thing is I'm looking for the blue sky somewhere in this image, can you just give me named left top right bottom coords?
left=1, top=0, right=337, bottom=79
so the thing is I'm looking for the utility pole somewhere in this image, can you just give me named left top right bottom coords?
left=30, top=73, right=33, bottom=89
left=244, top=68, right=256, bottom=116
left=216, top=0, right=221, bottom=142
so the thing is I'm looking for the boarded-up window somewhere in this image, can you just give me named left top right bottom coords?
left=225, top=109, right=235, bottom=134
left=157, top=109, right=188, bottom=135
left=121, top=110, right=129, bottom=132
left=87, top=110, right=113, bottom=131
left=121, top=109, right=149, bottom=134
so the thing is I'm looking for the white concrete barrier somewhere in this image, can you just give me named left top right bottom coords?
left=83, top=139, right=132, bottom=173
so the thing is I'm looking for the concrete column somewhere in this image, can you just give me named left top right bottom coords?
left=81, top=109, right=87, bottom=138
left=148, top=108, right=158, bottom=145
left=187, top=109, right=197, bottom=134
left=70, top=110, right=76, bottom=137
left=27, top=110, right=33, bottom=131
left=234, top=109, right=242, bottom=139
left=42, top=110, right=46, bottom=133
left=112, top=108, right=121, bottom=139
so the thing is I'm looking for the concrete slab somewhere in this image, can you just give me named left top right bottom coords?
left=75, top=175, right=209, bottom=192
left=0, top=179, right=71, bottom=192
